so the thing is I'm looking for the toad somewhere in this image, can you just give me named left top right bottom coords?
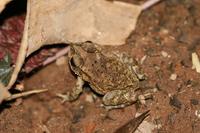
left=58, top=42, right=150, bottom=108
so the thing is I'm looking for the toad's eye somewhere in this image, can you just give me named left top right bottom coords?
left=70, top=55, right=84, bottom=67
left=82, top=42, right=97, bottom=53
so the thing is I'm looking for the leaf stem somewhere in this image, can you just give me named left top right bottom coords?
left=5, top=89, right=48, bottom=101
left=142, top=0, right=161, bottom=11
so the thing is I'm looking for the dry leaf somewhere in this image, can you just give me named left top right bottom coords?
left=114, top=110, right=150, bottom=133
left=26, top=0, right=142, bottom=55
left=135, top=120, right=155, bottom=133
left=0, top=82, right=11, bottom=103
left=0, top=0, right=12, bottom=13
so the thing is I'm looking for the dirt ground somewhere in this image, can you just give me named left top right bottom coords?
left=1, top=0, right=200, bottom=133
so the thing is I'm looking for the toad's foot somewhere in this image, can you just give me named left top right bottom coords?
left=102, top=90, right=152, bottom=109
left=137, top=93, right=152, bottom=105
left=57, top=77, right=84, bottom=103
left=56, top=93, right=73, bottom=103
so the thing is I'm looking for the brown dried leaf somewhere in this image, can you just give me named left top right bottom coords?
left=26, top=0, right=142, bottom=55
left=0, top=0, right=11, bottom=13
left=0, top=82, right=11, bottom=103
left=114, top=110, right=150, bottom=133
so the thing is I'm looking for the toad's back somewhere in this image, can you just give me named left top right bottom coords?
left=79, top=51, right=139, bottom=95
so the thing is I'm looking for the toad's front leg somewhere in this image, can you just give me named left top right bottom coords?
left=102, top=89, right=151, bottom=109
left=57, top=76, right=84, bottom=103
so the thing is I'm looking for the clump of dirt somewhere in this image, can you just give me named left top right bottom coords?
left=1, top=0, right=200, bottom=133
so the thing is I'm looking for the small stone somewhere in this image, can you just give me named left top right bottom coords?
left=152, top=88, right=158, bottom=93
left=160, top=28, right=169, bottom=35
left=192, top=52, right=200, bottom=73
left=56, top=56, right=67, bottom=66
left=16, top=83, right=24, bottom=91
left=169, top=96, right=182, bottom=109
left=190, top=99, right=199, bottom=105
left=85, top=94, right=94, bottom=103
left=170, top=73, right=177, bottom=80
left=195, top=110, right=200, bottom=118
left=161, top=51, right=168, bottom=58
left=140, top=55, right=147, bottom=64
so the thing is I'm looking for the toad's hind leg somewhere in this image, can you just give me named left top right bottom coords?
left=102, top=89, right=151, bottom=109
left=102, top=89, right=137, bottom=107
left=57, top=77, right=84, bottom=103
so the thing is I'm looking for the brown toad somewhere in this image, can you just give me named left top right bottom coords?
left=58, top=42, right=149, bottom=107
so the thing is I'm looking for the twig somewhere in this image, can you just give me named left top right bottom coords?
left=42, top=46, right=70, bottom=66
left=142, top=0, right=161, bottom=11
left=5, top=89, right=48, bottom=101
left=0, top=82, right=11, bottom=103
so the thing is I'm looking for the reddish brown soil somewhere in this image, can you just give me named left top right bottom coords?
left=1, top=0, right=200, bottom=133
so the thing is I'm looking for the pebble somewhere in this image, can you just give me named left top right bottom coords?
left=190, top=99, right=199, bottom=105
left=161, top=51, right=170, bottom=58
left=169, top=96, right=182, bottom=109
left=192, top=52, right=200, bottom=73
left=140, top=55, right=147, bottom=64
left=170, top=73, right=177, bottom=80
left=56, top=56, right=67, bottom=66
left=195, top=110, right=200, bottom=118
left=85, top=94, right=94, bottom=103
